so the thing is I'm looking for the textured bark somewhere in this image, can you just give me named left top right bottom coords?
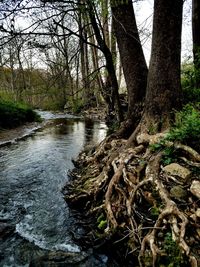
left=192, top=0, right=200, bottom=88
left=142, top=0, right=183, bottom=132
left=111, top=0, right=148, bottom=124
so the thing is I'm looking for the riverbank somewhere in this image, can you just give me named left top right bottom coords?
left=0, top=121, right=43, bottom=147
left=0, top=107, right=107, bottom=147
left=0, top=99, right=41, bottom=129
left=64, top=132, right=200, bottom=267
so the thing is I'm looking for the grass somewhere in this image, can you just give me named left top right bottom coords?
left=0, top=99, right=41, bottom=129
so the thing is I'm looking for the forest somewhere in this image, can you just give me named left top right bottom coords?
left=0, top=0, right=200, bottom=266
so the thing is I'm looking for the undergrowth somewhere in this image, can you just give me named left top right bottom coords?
left=167, top=104, right=200, bottom=144
left=0, top=99, right=41, bottom=129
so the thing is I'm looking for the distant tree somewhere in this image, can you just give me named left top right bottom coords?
left=84, top=0, right=123, bottom=121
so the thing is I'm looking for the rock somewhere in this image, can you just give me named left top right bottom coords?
left=84, top=144, right=96, bottom=156
left=196, top=208, right=200, bottom=218
left=0, top=222, right=15, bottom=239
left=170, top=186, right=187, bottom=200
left=190, top=180, right=200, bottom=199
left=29, top=250, right=110, bottom=267
left=197, top=229, right=200, bottom=238
left=163, top=163, right=191, bottom=181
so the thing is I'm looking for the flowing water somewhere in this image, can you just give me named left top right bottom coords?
left=0, top=111, right=107, bottom=267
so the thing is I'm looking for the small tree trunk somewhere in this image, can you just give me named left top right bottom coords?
left=88, top=25, right=104, bottom=105
left=110, top=18, right=117, bottom=72
left=86, top=0, right=123, bottom=121
left=101, top=0, right=110, bottom=48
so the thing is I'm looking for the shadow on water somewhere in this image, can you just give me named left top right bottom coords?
left=0, top=112, right=109, bottom=267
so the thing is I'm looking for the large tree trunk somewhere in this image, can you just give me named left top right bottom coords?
left=111, top=0, right=148, bottom=135
left=192, top=0, right=200, bottom=88
left=140, top=0, right=183, bottom=133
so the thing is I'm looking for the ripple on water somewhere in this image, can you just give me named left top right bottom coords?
left=0, top=113, right=107, bottom=266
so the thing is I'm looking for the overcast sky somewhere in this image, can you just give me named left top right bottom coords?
left=133, top=0, right=192, bottom=64
left=14, top=0, right=193, bottom=68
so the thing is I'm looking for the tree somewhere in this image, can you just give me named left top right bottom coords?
left=84, top=0, right=123, bottom=121
left=134, top=0, right=184, bottom=135
left=192, top=0, right=200, bottom=88
left=111, top=0, right=148, bottom=135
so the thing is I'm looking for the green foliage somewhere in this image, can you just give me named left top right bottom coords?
left=161, top=232, right=185, bottom=267
left=0, top=99, right=41, bottom=129
left=97, top=219, right=107, bottom=230
left=97, top=213, right=107, bottom=230
left=110, top=0, right=129, bottom=7
left=161, top=147, right=177, bottom=165
left=148, top=123, right=158, bottom=135
left=181, top=63, right=200, bottom=104
left=107, top=120, right=120, bottom=135
left=149, top=104, right=200, bottom=162
left=150, top=206, right=160, bottom=217
left=0, top=90, right=16, bottom=102
left=183, top=87, right=200, bottom=104
left=149, top=142, right=163, bottom=152
left=41, top=97, right=65, bottom=111
left=166, top=104, right=200, bottom=144
left=71, top=99, right=84, bottom=114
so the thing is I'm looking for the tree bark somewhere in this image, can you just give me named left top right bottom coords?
left=192, top=0, right=200, bottom=88
left=111, top=0, right=148, bottom=134
left=141, top=0, right=183, bottom=132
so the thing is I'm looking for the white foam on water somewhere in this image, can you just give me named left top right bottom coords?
left=16, top=218, right=80, bottom=253
left=53, top=243, right=80, bottom=253
left=0, top=210, right=11, bottom=220
left=16, top=220, right=47, bottom=250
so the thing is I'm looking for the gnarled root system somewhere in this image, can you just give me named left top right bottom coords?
left=64, top=134, right=200, bottom=267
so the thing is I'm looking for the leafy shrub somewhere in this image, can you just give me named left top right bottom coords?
left=72, top=99, right=84, bottom=114
left=0, top=99, right=41, bottom=129
left=166, top=104, right=200, bottom=145
left=160, top=232, right=186, bottom=267
left=181, top=63, right=200, bottom=104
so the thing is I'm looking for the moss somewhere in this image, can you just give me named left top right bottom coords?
left=97, top=220, right=107, bottom=230
left=97, top=213, right=107, bottom=230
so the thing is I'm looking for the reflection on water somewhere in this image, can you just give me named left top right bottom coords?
left=0, top=113, right=107, bottom=266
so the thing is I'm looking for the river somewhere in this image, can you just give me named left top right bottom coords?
left=0, top=111, right=109, bottom=267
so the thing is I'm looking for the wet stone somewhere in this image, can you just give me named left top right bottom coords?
left=29, top=250, right=109, bottom=267
left=163, top=163, right=191, bottom=181
left=170, top=185, right=187, bottom=200
left=196, top=208, right=200, bottom=218
left=190, top=180, right=200, bottom=199
left=0, top=222, right=15, bottom=239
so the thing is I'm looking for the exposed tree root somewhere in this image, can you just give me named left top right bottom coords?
left=64, top=133, right=200, bottom=267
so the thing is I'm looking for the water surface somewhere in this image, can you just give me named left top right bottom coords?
left=0, top=111, right=107, bottom=266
